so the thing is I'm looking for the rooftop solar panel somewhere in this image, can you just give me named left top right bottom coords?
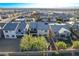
left=3, top=22, right=18, bottom=30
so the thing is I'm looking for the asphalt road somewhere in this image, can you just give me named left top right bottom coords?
left=0, top=38, right=21, bottom=52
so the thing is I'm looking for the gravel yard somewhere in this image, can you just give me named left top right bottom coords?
left=0, top=38, right=21, bottom=52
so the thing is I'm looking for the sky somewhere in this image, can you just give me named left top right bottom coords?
left=0, top=0, right=79, bottom=8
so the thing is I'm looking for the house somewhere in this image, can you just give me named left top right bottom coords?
left=14, top=17, right=26, bottom=22
left=66, top=21, right=75, bottom=28
left=39, top=12, right=72, bottom=22
left=37, top=22, right=49, bottom=36
left=39, top=13, right=54, bottom=22
left=52, top=13, right=72, bottom=22
left=3, top=21, right=27, bottom=38
left=26, top=17, right=36, bottom=22
left=69, top=17, right=78, bottom=22
left=49, top=23, right=71, bottom=40
left=16, top=20, right=27, bottom=37
left=71, top=22, right=79, bottom=37
left=72, top=22, right=79, bottom=30
left=29, top=22, right=37, bottom=35
left=57, top=13, right=70, bottom=22
left=29, top=22, right=49, bottom=36
left=3, top=22, right=18, bottom=38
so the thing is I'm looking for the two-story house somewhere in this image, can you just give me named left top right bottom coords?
left=3, top=20, right=27, bottom=39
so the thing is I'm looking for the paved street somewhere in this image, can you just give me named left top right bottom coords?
left=0, top=38, right=21, bottom=52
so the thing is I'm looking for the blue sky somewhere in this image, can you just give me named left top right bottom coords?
left=0, top=3, right=34, bottom=8
left=0, top=3, right=79, bottom=8
left=0, top=0, right=79, bottom=8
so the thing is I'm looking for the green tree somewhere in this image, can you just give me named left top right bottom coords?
left=56, top=17, right=62, bottom=23
left=72, top=41, right=79, bottom=49
left=55, top=41, right=67, bottom=50
left=48, top=16, right=51, bottom=22
left=20, top=35, right=49, bottom=51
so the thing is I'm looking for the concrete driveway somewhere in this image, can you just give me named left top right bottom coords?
left=0, top=38, right=21, bottom=52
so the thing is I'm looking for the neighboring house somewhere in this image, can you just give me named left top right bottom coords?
left=37, top=22, right=49, bottom=36
left=72, top=22, right=79, bottom=30
left=16, top=20, right=27, bottom=37
left=3, top=21, right=27, bottom=38
left=69, top=17, right=79, bottom=22
left=39, top=12, right=72, bottom=22
left=66, top=21, right=75, bottom=28
left=14, top=18, right=26, bottom=22
left=29, top=22, right=37, bottom=35
left=49, top=23, right=71, bottom=40
left=29, top=22, right=49, bottom=36
left=26, top=17, right=36, bottom=22
left=58, top=13, right=69, bottom=21
left=71, top=22, right=79, bottom=37
left=3, top=22, right=18, bottom=38
left=52, top=13, right=72, bottom=22
left=41, top=18, right=48, bottom=22
left=39, top=13, right=54, bottom=22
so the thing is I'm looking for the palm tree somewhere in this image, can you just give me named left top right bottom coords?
left=48, top=25, right=58, bottom=51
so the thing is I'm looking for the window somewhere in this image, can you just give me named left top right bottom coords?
left=18, top=29, right=21, bottom=32
left=45, top=30, right=47, bottom=32
left=34, top=28, right=37, bottom=31
left=6, top=35, right=9, bottom=37
left=21, top=33, right=23, bottom=34
left=61, top=34, right=65, bottom=37
left=45, top=22, right=48, bottom=25
left=5, top=31, right=8, bottom=33
left=12, top=35, right=15, bottom=37
left=31, top=28, right=33, bottom=30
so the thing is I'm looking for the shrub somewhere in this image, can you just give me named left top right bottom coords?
left=56, top=21, right=62, bottom=23
left=72, top=41, right=79, bottom=49
left=55, top=41, right=67, bottom=50
left=20, top=35, right=49, bottom=51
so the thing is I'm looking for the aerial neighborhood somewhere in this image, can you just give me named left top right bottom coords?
left=0, top=8, right=79, bottom=55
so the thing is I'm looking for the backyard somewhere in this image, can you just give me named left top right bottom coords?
left=0, top=38, right=21, bottom=52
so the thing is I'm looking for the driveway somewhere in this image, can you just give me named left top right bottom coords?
left=0, top=38, right=21, bottom=52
